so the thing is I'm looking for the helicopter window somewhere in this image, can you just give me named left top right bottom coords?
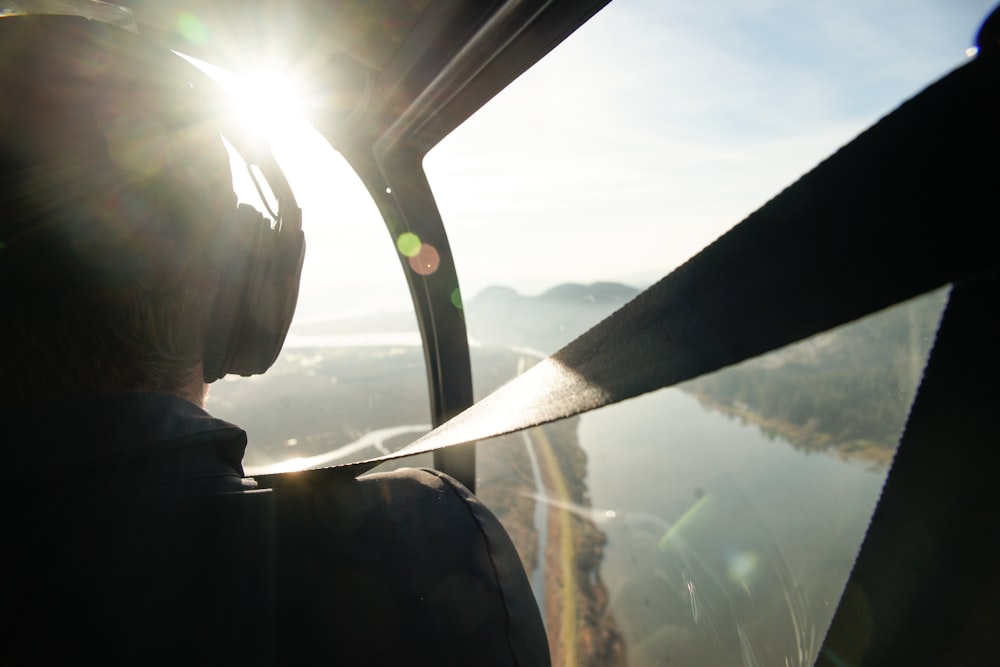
left=474, top=288, right=948, bottom=665
left=425, top=0, right=985, bottom=360
left=423, top=0, right=989, bottom=664
left=201, top=64, right=431, bottom=475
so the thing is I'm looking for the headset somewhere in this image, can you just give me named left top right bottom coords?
left=1, top=10, right=306, bottom=383
left=178, top=54, right=307, bottom=383
left=200, top=143, right=306, bottom=383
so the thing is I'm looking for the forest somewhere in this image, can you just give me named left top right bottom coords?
left=681, top=288, right=949, bottom=462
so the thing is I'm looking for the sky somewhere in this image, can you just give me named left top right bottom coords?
left=224, top=0, right=995, bottom=324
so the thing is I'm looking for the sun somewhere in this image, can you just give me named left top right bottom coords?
left=180, top=55, right=309, bottom=145
left=180, top=54, right=325, bottom=207
left=219, top=66, right=307, bottom=145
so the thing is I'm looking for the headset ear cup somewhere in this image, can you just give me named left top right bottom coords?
left=202, top=204, right=265, bottom=383
left=202, top=203, right=304, bottom=382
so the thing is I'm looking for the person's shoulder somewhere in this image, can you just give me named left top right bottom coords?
left=275, top=466, right=484, bottom=540
left=271, top=467, right=551, bottom=666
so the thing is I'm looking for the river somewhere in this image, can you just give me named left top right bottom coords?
left=575, top=387, right=889, bottom=667
left=227, top=336, right=894, bottom=665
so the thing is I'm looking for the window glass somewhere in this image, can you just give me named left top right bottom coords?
left=422, top=0, right=989, bottom=664
left=426, top=0, right=988, bottom=358
left=199, top=64, right=429, bottom=474
left=477, top=289, right=948, bottom=665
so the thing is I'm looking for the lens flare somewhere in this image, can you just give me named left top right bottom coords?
left=396, top=232, right=421, bottom=257
left=450, top=287, right=463, bottom=309
left=408, top=243, right=440, bottom=276
left=726, top=550, right=759, bottom=584
left=177, top=13, right=208, bottom=45
left=105, top=118, right=168, bottom=179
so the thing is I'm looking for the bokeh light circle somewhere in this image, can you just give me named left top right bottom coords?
left=396, top=232, right=422, bottom=258
left=408, top=243, right=440, bottom=276
left=177, top=13, right=209, bottom=45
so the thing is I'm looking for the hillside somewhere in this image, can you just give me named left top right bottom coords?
left=466, top=281, right=640, bottom=354
left=681, top=288, right=949, bottom=463
left=466, top=281, right=949, bottom=465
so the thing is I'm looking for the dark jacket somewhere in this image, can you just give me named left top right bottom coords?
left=6, top=391, right=256, bottom=494
left=1, top=392, right=549, bottom=666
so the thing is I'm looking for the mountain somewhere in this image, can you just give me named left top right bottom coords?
left=466, top=281, right=641, bottom=355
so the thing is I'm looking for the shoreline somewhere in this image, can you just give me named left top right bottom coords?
left=686, top=391, right=897, bottom=469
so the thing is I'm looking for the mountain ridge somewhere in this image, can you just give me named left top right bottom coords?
left=466, top=281, right=642, bottom=354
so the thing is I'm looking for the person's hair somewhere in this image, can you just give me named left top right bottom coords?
left=0, top=15, right=235, bottom=404
left=3, top=282, right=214, bottom=403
